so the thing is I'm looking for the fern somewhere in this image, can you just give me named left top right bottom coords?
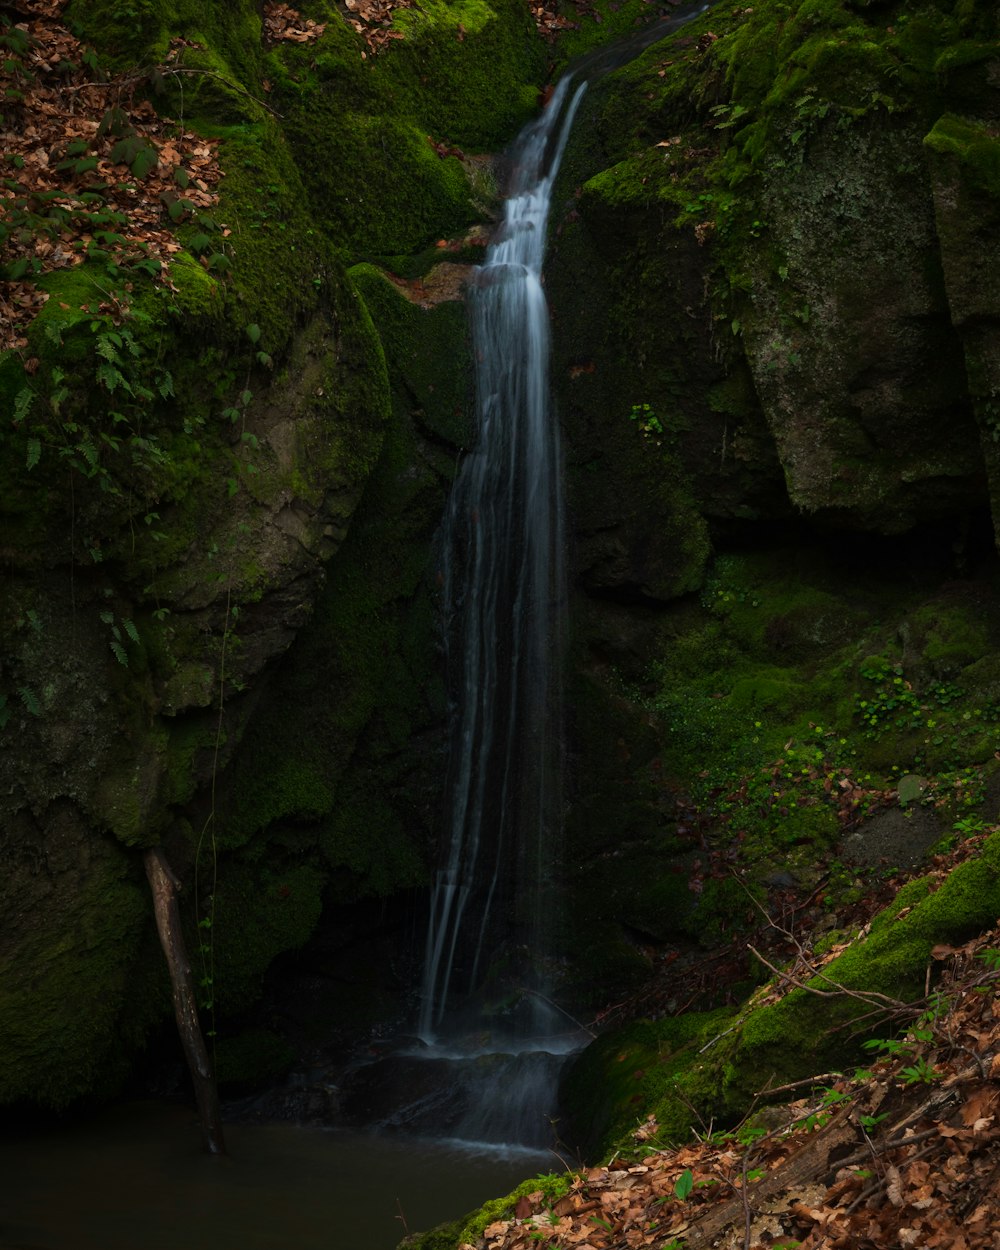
left=18, top=686, right=41, bottom=716
left=78, top=439, right=99, bottom=470
left=13, top=386, right=33, bottom=423
left=95, top=332, right=122, bottom=361
left=95, top=361, right=127, bottom=393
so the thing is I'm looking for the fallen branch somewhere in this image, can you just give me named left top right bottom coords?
left=756, top=1071, right=846, bottom=1098
left=747, top=943, right=905, bottom=1012
left=144, top=846, right=226, bottom=1155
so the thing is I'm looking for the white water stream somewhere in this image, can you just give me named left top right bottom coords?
left=420, top=76, right=588, bottom=1045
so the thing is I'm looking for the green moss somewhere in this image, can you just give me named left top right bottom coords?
left=565, top=830, right=1000, bottom=1159
left=212, top=860, right=326, bottom=1013
left=64, top=0, right=174, bottom=65
left=349, top=264, right=472, bottom=447
left=552, top=0, right=674, bottom=68
left=215, top=268, right=458, bottom=905
left=718, top=832, right=1000, bottom=1102
left=924, top=114, right=1000, bottom=199
left=266, top=0, right=544, bottom=259
left=67, top=0, right=269, bottom=101
left=230, top=759, right=334, bottom=846
left=910, top=599, right=989, bottom=678
left=92, top=724, right=172, bottom=847
left=0, top=843, right=148, bottom=1107
left=454, top=1173, right=575, bottom=1246
left=403, top=1221, right=466, bottom=1250
left=206, top=119, right=327, bottom=352
left=320, top=782, right=425, bottom=901
left=385, top=0, right=544, bottom=147
left=561, top=1009, right=738, bottom=1156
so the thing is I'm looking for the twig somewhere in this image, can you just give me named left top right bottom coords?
left=158, top=66, right=285, bottom=119
left=748, top=944, right=905, bottom=1011
left=739, top=876, right=906, bottom=1011
left=740, top=1146, right=752, bottom=1250
left=61, top=64, right=283, bottom=117
left=756, top=1072, right=845, bottom=1098
left=834, top=1125, right=942, bottom=1171
left=698, top=1017, right=745, bottom=1054
left=517, top=987, right=596, bottom=1039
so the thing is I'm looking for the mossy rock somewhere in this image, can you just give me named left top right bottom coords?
left=350, top=263, right=473, bottom=449
left=560, top=1008, right=738, bottom=1158
left=210, top=859, right=326, bottom=1014
left=0, top=826, right=152, bottom=1107
left=214, top=1026, right=296, bottom=1089
left=566, top=831, right=1000, bottom=1158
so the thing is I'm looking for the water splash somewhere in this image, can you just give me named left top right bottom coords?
left=420, top=77, right=588, bottom=1043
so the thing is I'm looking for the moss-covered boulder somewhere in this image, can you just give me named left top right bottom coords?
left=561, top=828, right=1000, bottom=1158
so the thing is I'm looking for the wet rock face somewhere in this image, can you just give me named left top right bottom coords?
left=551, top=122, right=987, bottom=567
left=0, top=304, right=389, bottom=1105
left=547, top=2, right=999, bottom=560
left=740, top=119, right=984, bottom=531
left=339, top=1047, right=567, bottom=1148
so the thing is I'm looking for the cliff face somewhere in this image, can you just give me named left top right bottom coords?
left=2, top=0, right=999, bottom=1112
left=0, top=0, right=536, bottom=1103
left=551, top=0, right=999, bottom=570
left=544, top=0, right=1000, bottom=1003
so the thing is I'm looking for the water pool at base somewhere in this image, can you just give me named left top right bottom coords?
left=0, top=1102, right=552, bottom=1250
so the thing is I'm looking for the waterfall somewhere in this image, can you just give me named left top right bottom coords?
left=419, top=77, right=588, bottom=1045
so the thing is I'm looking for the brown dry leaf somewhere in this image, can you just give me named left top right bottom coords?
left=1, top=0, right=226, bottom=350
left=960, top=1086, right=998, bottom=1126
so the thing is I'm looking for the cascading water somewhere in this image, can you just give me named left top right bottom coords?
left=350, top=78, right=589, bottom=1152
left=420, top=76, right=588, bottom=1051
left=344, top=3, right=712, bottom=1154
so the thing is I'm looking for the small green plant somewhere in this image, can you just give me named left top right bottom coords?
left=196, top=912, right=214, bottom=1020
left=628, top=401, right=663, bottom=441
left=853, top=661, right=923, bottom=737
left=862, top=1036, right=911, bottom=1059
left=899, top=1057, right=941, bottom=1085
left=13, top=296, right=175, bottom=496
left=734, top=1123, right=769, bottom=1146
left=709, top=101, right=751, bottom=130
left=99, top=609, right=140, bottom=666
left=673, top=1169, right=694, bottom=1200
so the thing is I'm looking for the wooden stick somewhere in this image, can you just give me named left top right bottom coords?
left=144, top=847, right=226, bottom=1155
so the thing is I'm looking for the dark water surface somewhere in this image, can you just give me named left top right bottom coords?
left=0, top=1102, right=550, bottom=1250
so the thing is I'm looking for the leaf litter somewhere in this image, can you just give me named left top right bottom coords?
left=1, top=0, right=226, bottom=351
left=457, top=921, right=1000, bottom=1250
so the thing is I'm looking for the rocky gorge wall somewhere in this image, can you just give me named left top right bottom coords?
left=0, top=0, right=538, bottom=1104
left=533, top=0, right=999, bottom=980
left=2, top=0, right=1000, bottom=1141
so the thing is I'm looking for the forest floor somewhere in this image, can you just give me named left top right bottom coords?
left=462, top=830, right=1000, bottom=1250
